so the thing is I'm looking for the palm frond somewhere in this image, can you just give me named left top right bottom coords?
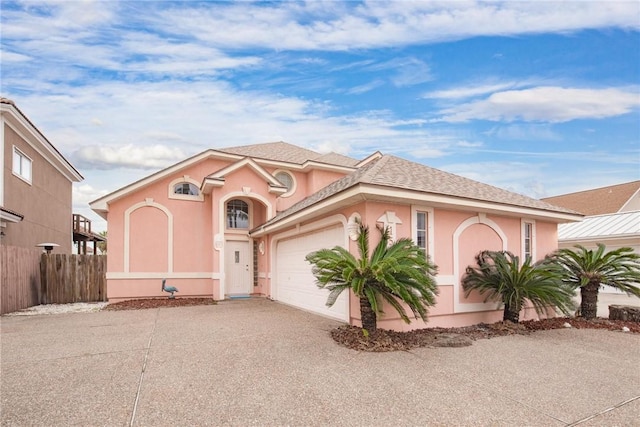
left=306, top=220, right=439, bottom=329
left=463, top=250, right=575, bottom=321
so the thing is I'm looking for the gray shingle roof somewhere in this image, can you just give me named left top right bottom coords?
left=314, top=152, right=360, bottom=167
left=217, top=141, right=358, bottom=167
left=542, top=181, right=640, bottom=215
left=362, top=155, right=577, bottom=213
left=259, top=155, right=579, bottom=229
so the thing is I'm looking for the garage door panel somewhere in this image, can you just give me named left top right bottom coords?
left=275, top=225, right=349, bottom=321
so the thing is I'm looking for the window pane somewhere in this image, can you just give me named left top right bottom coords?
left=275, top=172, right=293, bottom=192
left=417, top=230, right=426, bottom=249
left=13, top=150, right=20, bottom=174
left=417, top=212, right=425, bottom=230
left=13, top=148, right=31, bottom=180
left=524, top=223, right=532, bottom=258
left=227, top=199, right=249, bottom=229
left=174, top=182, right=199, bottom=196
left=22, top=157, right=31, bottom=180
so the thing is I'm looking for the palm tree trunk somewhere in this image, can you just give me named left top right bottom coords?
left=503, top=302, right=520, bottom=323
left=580, top=282, right=600, bottom=320
left=359, top=296, right=377, bottom=332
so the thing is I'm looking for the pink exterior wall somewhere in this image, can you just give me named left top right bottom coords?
left=105, top=156, right=351, bottom=302
left=104, top=151, right=563, bottom=329
left=331, top=203, right=562, bottom=330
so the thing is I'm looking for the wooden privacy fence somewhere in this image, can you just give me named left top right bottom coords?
left=41, top=254, right=107, bottom=304
left=1, top=245, right=42, bottom=315
left=2, top=249, right=107, bottom=313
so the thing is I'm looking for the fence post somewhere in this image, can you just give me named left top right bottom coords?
left=40, top=253, right=47, bottom=305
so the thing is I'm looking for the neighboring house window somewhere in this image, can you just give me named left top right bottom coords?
left=174, top=182, right=199, bottom=196
left=227, top=199, right=249, bottom=229
left=274, top=170, right=296, bottom=197
left=521, top=220, right=536, bottom=261
left=13, top=147, right=32, bottom=183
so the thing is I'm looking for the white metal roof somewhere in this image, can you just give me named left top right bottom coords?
left=558, top=210, right=640, bottom=241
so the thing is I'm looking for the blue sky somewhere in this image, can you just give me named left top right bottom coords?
left=1, top=1, right=639, bottom=231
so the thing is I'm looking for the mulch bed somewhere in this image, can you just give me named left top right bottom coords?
left=103, top=298, right=216, bottom=311
left=331, top=317, right=640, bottom=352
left=101, top=298, right=638, bottom=352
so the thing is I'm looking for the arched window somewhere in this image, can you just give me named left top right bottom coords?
left=173, top=182, right=200, bottom=196
left=227, top=199, right=249, bottom=229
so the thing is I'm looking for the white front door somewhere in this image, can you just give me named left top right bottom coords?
left=225, top=241, right=252, bottom=296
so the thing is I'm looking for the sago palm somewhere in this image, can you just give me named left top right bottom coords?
left=305, top=221, right=438, bottom=332
left=549, top=244, right=640, bottom=320
left=462, top=251, right=575, bottom=323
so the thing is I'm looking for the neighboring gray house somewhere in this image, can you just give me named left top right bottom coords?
left=1, top=98, right=83, bottom=253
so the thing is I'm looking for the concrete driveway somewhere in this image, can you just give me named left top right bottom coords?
left=1, top=298, right=639, bottom=426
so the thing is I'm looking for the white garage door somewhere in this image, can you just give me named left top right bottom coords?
left=275, top=224, right=349, bottom=321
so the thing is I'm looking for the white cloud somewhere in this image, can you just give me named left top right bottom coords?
left=73, top=144, right=188, bottom=170
left=440, top=161, right=548, bottom=197
left=0, top=50, right=31, bottom=63
left=156, top=1, right=640, bottom=50
left=73, top=183, right=108, bottom=207
left=345, top=79, right=385, bottom=95
left=436, top=87, right=640, bottom=123
left=5, top=79, right=468, bottom=176
left=409, top=148, right=448, bottom=158
left=423, top=82, right=521, bottom=99
left=7, top=1, right=634, bottom=63
left=484, top=124, right=561, bottom=141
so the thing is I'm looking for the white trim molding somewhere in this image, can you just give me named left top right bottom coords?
left=217, top=191, right=274, bottom=298
left=107, top=272, right=220, bottom=280
left=377, top=211, right=402, bottom=241
left=273, top=169, right=297, bottom=198
left=521, top=218, right=537, bottom=261
left=411, top=205, right=435, bottom=262
left=168, top=175, right=204, bottom=201
left=452, top=213, right=507, bottom=313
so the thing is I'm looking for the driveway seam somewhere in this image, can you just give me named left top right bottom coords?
left=565, top=395, right=640, bottom=426
left=129, top=308, right=160, bottom=427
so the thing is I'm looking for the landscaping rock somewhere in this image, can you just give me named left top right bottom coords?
left=430, top=333, right=472, bottom=347
left=609, top=305, right=640, bottom=322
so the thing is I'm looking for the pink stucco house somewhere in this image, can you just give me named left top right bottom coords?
left=90, top=142, right=581, bottom=329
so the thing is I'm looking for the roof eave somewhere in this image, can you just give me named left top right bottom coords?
left=251, top=183, right=584, bottom=237
left=1, top=102, right=83, bottom=182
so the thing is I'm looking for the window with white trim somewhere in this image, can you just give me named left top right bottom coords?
left=274, top=170, right=296, bottom=197
left=521, top=220, right=536, bottom=261
left=12, top=147, right=32, bottom=183
left=412, top=206, right=434, bottom=260
left=416, top=211, right=427, bottom=252
left=173, top=182, right=199, bottom=196
left=168, top=176, right=204, bottom=201
left=227, top=199, right=249, bottom=229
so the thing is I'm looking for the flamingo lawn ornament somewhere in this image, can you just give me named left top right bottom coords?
left=162, top=279, right=178, bottom=299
